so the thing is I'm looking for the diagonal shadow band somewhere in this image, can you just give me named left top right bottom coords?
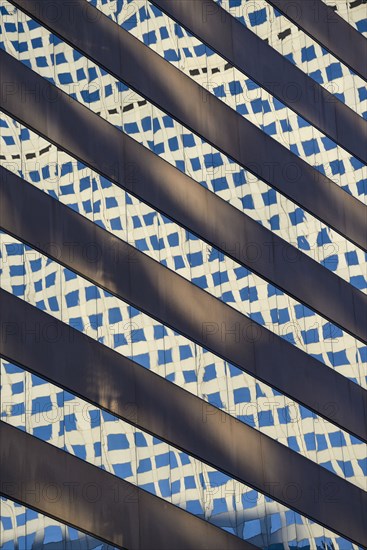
left=0, top=421, right=256, bottom=550
left=3, top=1, right=367, bottom=249
left=0, top=167, right=366, bottom=443
left=0, top=291, right=367, bottom=548
left=267, top=0, right=367, bottom=81
left=0, top=51, right=366, bottom=345
left=151, top=0, right=367, bottom=164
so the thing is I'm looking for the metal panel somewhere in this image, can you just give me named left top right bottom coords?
left=0, top=290, right=367, bottom=540
left=267, top=0, right=367, bottom=81
left=150, top=0, right=367, bottom=165
left=0, top=293, right=367, bottom=546
left=0, top=167, right=366, bottom=445
left=1, top=6, right=366, bottom=252
left=0, top=421, right=254, bottom=550
left=0, top=55, right=366, bottom=347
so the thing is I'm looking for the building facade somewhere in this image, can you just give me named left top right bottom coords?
left=0, top=0, right=366, bottom=548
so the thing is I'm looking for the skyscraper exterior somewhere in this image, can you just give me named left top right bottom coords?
left=0, top=0, right=366, bottom=548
